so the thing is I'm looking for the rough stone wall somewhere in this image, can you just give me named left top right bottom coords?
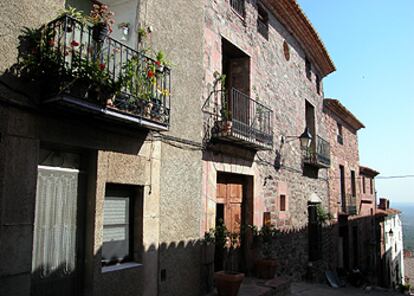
left=324, top=106, right=379, bottom=278
left=202, top=0, right=331, bottom=281
left=323, top=106, right=360, bottom=218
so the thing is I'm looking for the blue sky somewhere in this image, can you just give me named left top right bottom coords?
left=297, top=0, right=414, bottom=203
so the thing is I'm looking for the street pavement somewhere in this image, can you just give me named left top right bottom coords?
left=291, top=282, right=403, bottom=296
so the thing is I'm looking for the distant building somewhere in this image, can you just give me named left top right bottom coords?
left=376, top=198, right=405, bottom=289
left=324, top=98, right=379, bottom=281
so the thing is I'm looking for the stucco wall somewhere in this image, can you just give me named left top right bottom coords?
left=137, top=0, right=205, bottom=294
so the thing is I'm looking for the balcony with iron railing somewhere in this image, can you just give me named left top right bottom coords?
left=212, top=88, right=273, bottom=150
left=230, top=0, right=245, bottom=18
left=303, top=135, right=331, bottom=168
left=17, top=14, right=171, bottom=130
left=341, top=194, right=357, bottom=215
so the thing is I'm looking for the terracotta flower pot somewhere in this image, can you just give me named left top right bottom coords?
left=214, top=271, right=244, bottom=296
left=255, top=259, right=277, bottom=279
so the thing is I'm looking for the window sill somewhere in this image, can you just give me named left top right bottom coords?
left=102, top=262, right=142, bottom=273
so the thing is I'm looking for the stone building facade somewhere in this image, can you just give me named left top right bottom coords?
left=0, top=0, right=205, bottom=296
left=201, top=0, right=335, bottom=283
left=324, top=98, right=381, bottom=281
left=376, top=199, right=405, bottom=289
left=1, top=0, right=394, bottom=295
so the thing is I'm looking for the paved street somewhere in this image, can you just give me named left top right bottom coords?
left=291, top=282, right=403, bottom=296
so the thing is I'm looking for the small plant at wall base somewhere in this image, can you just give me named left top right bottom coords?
left=316, top=204, right=332, bottom=224
left=250, top=224, right=278, bottom=279
left=209, top=219, right=245, bottom=296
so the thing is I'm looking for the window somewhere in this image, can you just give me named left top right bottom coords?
left=230, top=0, right=245, bottom=18
left=263, top=212, right=271, bottom=226
left=257, top=3, right=268, bottom=39
left=316, top=74, right=321, bottom=94
left=305, top=57, right=312, bottom=80
left=283, top=41, right=290, bottom=61
left=305, top=100, right=316, bottom=144
left=102, top=185, right=143, bottom=266
left=337, top=123, right=343, bottom=144
left=362, top=176, right=366, bottom=194
left=280, top=194, right=286, bottom=211
left=351, top=170, right=356, bottom=197
left=339, top=165, right=346, bottom=208
left=370, top=178, right=374, bottom=194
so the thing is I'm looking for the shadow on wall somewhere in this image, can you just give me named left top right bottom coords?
left=26, top=215, right=385, bottom=296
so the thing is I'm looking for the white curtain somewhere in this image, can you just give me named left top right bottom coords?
left=32, top=166, right=79, bottom=279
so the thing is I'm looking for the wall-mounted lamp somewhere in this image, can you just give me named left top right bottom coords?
left=118, top=23, right=130, bottom=41
left=281, top=127, right=312, bottom=150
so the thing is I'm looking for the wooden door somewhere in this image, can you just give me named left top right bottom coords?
left=217, top=174, right=243, bottom=234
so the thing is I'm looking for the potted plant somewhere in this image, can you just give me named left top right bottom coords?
left=251, top=224, right=277, bottom=279
left=89, top=4, right=115, bottom=42
left=213, top=219, right=244, bottom=296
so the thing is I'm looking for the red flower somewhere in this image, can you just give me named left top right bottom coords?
left=48, top=39, right=55, bottom=47
left=99, top=63, right=106, bottom=71
left=147, top=70, right=154, bottom=78
left=70, top=40, right=80, bottom=47
left=155, top=60, right=161, bottom=67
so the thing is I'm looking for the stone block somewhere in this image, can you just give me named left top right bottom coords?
left=0, top=224, right=33, bottom=276
left=2, top=136, right=38, bottom=224
left=0, top=273, right=31, bottom=296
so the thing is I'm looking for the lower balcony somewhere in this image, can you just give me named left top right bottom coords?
left=341, top=194, right=357, bottom=215
left=17, top=14, right=171, bottom=130
left=211, top=88, right=273, bottom=150
left=303, top=135, right=331, bottom=168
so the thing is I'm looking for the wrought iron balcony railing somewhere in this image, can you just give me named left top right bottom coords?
left=342, top=194, right=357, bottom=215
left=19, top=14, right=171, bottom=130
left=304, top=135, right=331, bottom=168
left=230, top=0, right=245, bottom=17
left=212, top=88, right=273, bottom=150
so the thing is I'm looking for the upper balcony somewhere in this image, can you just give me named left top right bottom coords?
left=17, top=14, right=171, bottom=131
left=303, top=135, right=330, bottom=168
left=211, top=88, right=273, bottom=150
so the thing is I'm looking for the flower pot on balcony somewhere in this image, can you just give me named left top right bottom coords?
left=255, top=259, right=277, bottom=279
left=143, top=101, right=153, bottom=118
left=92, top=23, right=109, bottom=42
left=70, top=80, right=90, bottom=100
left=214, top=271, right=244, bottom=296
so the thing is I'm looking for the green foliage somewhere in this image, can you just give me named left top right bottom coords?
left=399, top=283, right=410, bottom=293
left=316, top=204, right=331, bottom=224
left=58, top=6, right=87, bottom=24
left=250, top=224, right=275, bottom=259
left=137, top=27, right=147, bottom=42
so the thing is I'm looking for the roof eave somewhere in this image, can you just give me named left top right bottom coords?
left=263, top=0, right=336, bottom=77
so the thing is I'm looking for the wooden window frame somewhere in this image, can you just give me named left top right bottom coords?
left=280, top=194, right=286, bottom=212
